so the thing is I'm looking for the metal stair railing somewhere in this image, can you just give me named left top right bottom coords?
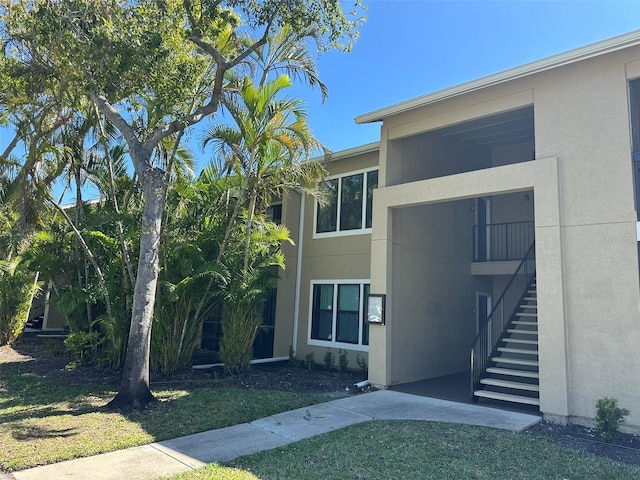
left=470, top=242, right=536, bottom=398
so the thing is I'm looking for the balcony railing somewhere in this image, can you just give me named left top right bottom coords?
left=473, top=221, right=534, bottom=262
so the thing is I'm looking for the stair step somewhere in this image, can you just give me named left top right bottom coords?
left=516, top=312, right=537, bottom=317
left=502, top=338, right=538, bottom=345
left=480, top=378, right=540, bottom=392
left=474, top=390, right=540, bottom=406
left=497, top=347, right=539, bottom=355
left=512, top=320, right=537, bottom=326
left=492, top=357, right=539, bottom=367
left=520, top=304, right=537, bottom=308
left=527, top=289, right=536, bottom=294
left=507, top=329, right=538, bottom=335
left=523, top=297, right=537, bottom=301
left=486, top=367, right=540, bottom=379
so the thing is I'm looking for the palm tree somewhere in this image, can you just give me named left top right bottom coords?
left=203, top=73, right=325, bottom=270
left=198, top=73, right=326, bottom=372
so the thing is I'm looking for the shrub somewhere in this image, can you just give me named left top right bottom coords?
left=595, top=397, right=630, bottom=442
left=288, top=345, right=296, bottom=365
left=65, top=331, right=101, bottom=365
left=338, top=349, right=349, bottom=372
left=356, top=353, right=368, bottom=375
left=304, top=352, right=315, bottom=371
left=0, top=258, right=41, bottom=346
left=323, top=349, right=335, bottom=371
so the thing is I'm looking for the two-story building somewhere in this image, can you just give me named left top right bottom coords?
left=257, top=30, right=640, bottom=432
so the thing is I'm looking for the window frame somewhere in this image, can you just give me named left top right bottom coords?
left=307, top=279, right=370, bottom=352
left=313, top=167, right=378, bottom=239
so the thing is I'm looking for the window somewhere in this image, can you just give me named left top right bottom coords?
left=309, top=280, right=370, bottom=350
left=266, top=204, right=282, bottom=224
left=315, top=169, right=378, bottom=236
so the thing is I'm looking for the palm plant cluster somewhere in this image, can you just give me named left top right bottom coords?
left=0, top=17, right=331, bottom=378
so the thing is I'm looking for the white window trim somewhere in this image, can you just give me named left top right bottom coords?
left=307, top=279, right=370, bottom=352
left=313, top=167, right=378, bottom=239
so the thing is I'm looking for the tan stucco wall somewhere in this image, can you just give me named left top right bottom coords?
left=371, top=45, right=640, bottom=429
left=388, top=201, right=480, bottom=385
left=272, top=192, right=302, bottom=358
left=289, top=149, right=378, bottom=365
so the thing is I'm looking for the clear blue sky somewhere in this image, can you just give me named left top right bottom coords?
left=298, top=0, right=640, bottom=153
left=2, top=0, right=640, bottom=183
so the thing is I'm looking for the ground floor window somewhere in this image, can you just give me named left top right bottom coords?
left=309, top=280, right=369, bottom=350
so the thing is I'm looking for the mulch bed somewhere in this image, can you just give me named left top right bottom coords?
left=525, top=421, right=640, bottom=466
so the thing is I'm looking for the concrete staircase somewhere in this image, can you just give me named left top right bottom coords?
left=473, top=280, right=540, bottom=406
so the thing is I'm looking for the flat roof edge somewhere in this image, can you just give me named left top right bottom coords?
left=312, top=141, right=380, bottom=162
left=355, top=29, right=640, bottom=124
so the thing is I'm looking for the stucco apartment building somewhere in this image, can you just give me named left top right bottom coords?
left=30, top=30, right=640, bottom=430
left=261, top=30, right=640, bottom=431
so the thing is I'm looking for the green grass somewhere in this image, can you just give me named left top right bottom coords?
left=0, top=353, right=324, bottom=472
left=165, top=421, right=640, bottom=480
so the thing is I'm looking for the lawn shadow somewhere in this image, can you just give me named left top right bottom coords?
left=12, top=424, right=79, bottom=441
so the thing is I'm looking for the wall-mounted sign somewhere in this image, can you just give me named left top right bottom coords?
left=365, top=294, right=386, bottom=325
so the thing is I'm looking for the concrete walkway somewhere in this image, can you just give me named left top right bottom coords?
left=8, top=390, right=540, bottom=480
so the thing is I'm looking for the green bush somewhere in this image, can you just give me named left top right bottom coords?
left=64, top=331, right=101, bottom=365
left=304, top=352, right=315, bottom=371
left=323, top=349, right=335, bottom=371
left=0, top=258, right=41, bottom=346
left=288, top=345, right=296, bottom=365
left=356, top=353, right=368, bottom=375
left=595, top=397, right=630, bottom=442
left=338, top=349, right=349, bottom=372
left=219, top=302, right=263, bottom=375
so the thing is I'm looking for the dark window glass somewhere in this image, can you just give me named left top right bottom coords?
left=339, top=173, right=363, bottom=231
left=316, top=179, right=338, bottom=233
left=311, top=284, right=334, bottom=340
left=365, top=171, right=378, bottom=229
left=336, top=284, right=359, bottom=344
left=362, top=284, right=370, bottom=346
left=266, top=204, right=282, bottom=224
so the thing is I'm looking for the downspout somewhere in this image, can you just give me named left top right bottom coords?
left=291, top=191, right=306, bottom=356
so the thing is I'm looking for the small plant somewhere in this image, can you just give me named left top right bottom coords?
left=356, top=353, right=368, bottom=375
left=64, top=331, right=100, bottom=364
left=595, top=397, right=629, bottom=442
left=304, top=352, right=315, bottom=371
left=323, top=349, right=335, bottom=371
left=288, top=345, right=297, bottom=365
left=338, top=349, right=349, bottom=372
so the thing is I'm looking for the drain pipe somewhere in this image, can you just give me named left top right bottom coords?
left=291, top=191, right=305, bottom=357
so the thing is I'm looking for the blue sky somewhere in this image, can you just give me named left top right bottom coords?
left=3, top=0, right=640, bottom=185
left=299, top=0, right=640, bottom=153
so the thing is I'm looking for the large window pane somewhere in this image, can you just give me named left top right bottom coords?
left=336, top=284, right=359, bottom=344
left=316, top=179, right=338, bottom=233
left=365, top=171, right=378, bottom=229
left=339, top=174, right=363, bottom=231
left=362, top=284, right=370, bottom=346
left=311, top=284, right=334, bottom=340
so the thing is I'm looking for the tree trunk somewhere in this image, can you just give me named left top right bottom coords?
left=107, top=167, right=166, bottom=411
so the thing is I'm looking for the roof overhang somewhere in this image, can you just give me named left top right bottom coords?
left=310, top=141, right=380, bottom=163
left=355, top=29, right=640, bottom=125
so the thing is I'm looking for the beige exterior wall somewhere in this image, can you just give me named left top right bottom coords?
left=289, top=149, right=378, bottom=368
left=369, top=44, right=640, bottom=429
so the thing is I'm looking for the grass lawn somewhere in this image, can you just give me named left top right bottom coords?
left=165, top=421, right=640, bottom=480
left=0, top=348, right=324, bottom=472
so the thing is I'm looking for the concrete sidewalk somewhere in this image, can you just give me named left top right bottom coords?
left=9, top=390, right=540, bottom=480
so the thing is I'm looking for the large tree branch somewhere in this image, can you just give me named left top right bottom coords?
left=89, top=92, right=151, bottom=175
left=1, top=131, right=21, bottom=161
left=145, top=20, right=274, bottom=149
